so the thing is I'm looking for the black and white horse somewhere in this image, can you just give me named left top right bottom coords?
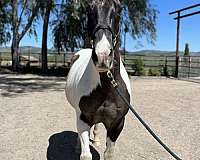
left=65, top=0, right=131, bottom=159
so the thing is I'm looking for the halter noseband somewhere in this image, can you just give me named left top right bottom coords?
left=91, top=24, right=119, bottom=49
left=92, top=25, right=115, bottom=41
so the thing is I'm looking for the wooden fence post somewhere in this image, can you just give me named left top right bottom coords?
left=175, top=12, right=180, bottom=78
left=188, top=56, right=191, bottom=78
left=164, top=56, right=168, bottom=76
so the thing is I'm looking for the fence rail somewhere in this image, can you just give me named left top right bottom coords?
left=0, top=51, right=74, bottom=68
left=123, top=55, right=200, bottom=78
left=0, top=51, right=200, bottom=79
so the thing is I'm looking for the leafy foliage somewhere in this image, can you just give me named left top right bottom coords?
left=52, top=0, right=86, bottom=52
left=131, top=58, right=146, bottom=76
left=9, top=0, right=42, bottom=70
left=122, top=0, right=158, bottom=44
left=0, top=0, right=11, bottom=45
left=148, top=68, right=160, bottom=76
left=0, top=0, right=158, bottom=71
left=52, top=0, right=158, bottom=51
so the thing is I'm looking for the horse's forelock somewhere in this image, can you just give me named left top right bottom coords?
left=90, top=0, right=121, bottom=7
left=87, top=0, right=121, bottom=38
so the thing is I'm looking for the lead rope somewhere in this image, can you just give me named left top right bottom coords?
left=107, top=70, right=182, bottom=160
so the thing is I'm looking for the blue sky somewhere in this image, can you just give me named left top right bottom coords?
left=19, top=0, right=200, bottom=52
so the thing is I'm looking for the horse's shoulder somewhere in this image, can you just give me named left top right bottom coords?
left=75, top=48, right=93, bottom=56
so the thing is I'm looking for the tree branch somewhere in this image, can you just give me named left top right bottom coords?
left=18, top=0, right=28, bottom=29
left=19, top=1, right=39, bottom=42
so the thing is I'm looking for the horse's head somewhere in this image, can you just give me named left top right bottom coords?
left=87, top=0, right=122, bottom=72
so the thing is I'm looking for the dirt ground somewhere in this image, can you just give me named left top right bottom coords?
left=0, top=74, right=200, bottom=160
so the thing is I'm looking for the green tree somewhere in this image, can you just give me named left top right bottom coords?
left=184, top=43, right=189, bottom=56
left=40, top=0, right=54, bottom=72
left=52, top=0, right=85, bottom=52
left=53, top=0, right=158, bottom=50
left=11, top=0, right=40, bottom=71
left=0, top=0, right=11, bottom=45
left=122, top=0, right=157, bottom=44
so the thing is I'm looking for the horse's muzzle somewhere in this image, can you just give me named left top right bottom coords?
left=96, top=65, right=110, bottom=72
left=95, top=54, right=113, bottom=72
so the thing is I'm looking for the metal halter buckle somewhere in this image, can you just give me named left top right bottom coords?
left=107, top=70, right=118, bottom=88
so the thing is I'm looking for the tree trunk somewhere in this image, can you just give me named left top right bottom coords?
left=11, top=0, right=39, bottom=71
left=41, top=1, right=52, bottom=73
left=11, top=39, right=20, bottom=71
left=11, top=0, right=20, bottom=71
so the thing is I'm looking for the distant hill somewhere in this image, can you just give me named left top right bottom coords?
left=127, top=50, right=175, bottom=56
left=127, top=50, right=200, bottom=56
left=0, top=46, right=200, bottom=56
left=0, top=46, right=56, bottom=54
left=0, top=46, right=11, bottom=53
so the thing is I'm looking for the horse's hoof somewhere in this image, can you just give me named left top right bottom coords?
left=104, top=154, right=113, bottom=160
left=80, top=154, right=92, bottom=160
left=104, top=150, right=114, bottom=160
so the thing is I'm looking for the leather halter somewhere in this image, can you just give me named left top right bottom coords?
left=92, top=25, right=115, bottom=41
left=91, top=24, right=119, bottom=50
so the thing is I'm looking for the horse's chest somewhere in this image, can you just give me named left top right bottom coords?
left=79, top=84, right=129, bottom=125
left=79, top=85, right=111, bottom=113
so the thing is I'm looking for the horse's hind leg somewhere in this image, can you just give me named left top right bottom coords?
left=76, top=112, right=92, bottom=160
left=92, top=123, right=101, bottom=146
left=104, top=118, right=125, bottom=160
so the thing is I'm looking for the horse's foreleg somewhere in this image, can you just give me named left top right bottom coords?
left=93, top=123, right=101, bottom=146
left=76, top=113, right=92, bottom=160
left=104, top=137, right=115, bottom=160
left=104, top=118, right=125, bottom=160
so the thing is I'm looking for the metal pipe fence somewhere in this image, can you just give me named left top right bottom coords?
left=1, top=51, right=200, bottom=80
left=124, top=55, right=200, bottom=78
left=0, top=51, right=74, bottom=68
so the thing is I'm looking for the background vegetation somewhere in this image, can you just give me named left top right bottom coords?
left=0, top=0, right=157, bottom=72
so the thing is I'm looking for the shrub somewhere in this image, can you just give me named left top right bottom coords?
left=148, top=68, right=161, bottom=76
left=131, top=58, right=146, bottom=76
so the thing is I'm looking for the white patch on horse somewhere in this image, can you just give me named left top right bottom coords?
left=76, top=113, right=92, bottom=160
left=104, top=137, right=115, bottom=160
left=120, top=57, right=132, bottom=98
left=92, top=123, right=101, bottom=146
left=65, top=49, right=101, bottom=109
left=95, top=34, right=111, bottom=56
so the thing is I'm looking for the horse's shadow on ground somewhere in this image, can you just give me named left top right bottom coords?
left=47, top=131, right=100, bottom=160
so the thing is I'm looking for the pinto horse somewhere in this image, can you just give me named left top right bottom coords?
left=65, top=0, right=131, bottom=159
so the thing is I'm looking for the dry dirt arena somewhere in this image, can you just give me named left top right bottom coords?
left=0, top=74, right=200, bottom=160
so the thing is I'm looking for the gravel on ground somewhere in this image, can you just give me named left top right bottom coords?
left=0, top=74, right=200, bottom=160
